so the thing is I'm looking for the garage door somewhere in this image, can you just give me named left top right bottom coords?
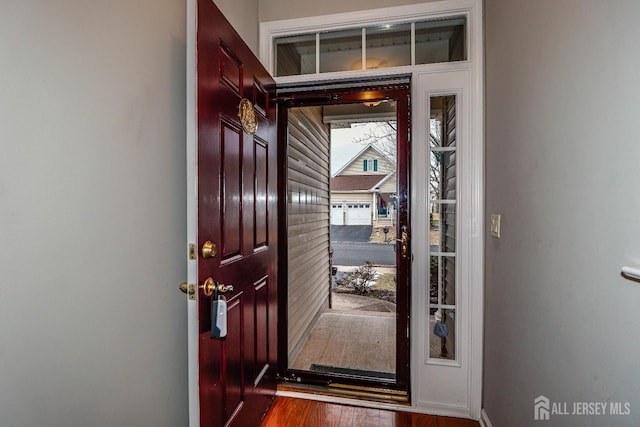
left=346, top=203, right=371, bottom=225
left=331, top=204, right=344, bottom=225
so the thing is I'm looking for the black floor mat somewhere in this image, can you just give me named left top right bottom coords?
left=309, top=363, right=395, bottom=379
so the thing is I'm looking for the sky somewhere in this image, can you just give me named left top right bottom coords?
left=330, top=125, right=367, bottom=175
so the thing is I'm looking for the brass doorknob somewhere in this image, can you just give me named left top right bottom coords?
left=200, top=277, right=234, bottom=297
left=201, top=241, right=217, bottom=259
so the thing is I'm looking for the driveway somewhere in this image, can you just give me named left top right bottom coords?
left=330, top=225, right=372, bottom=243
left=331, top=242, right=396, bottom=266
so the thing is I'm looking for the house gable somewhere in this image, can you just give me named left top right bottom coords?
left=333, top=144, right=395, bottom=177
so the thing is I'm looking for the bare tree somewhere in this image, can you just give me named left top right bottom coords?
left=349, top=121, right=397, bottom=174
left=350, top=120, right=443, bottom=202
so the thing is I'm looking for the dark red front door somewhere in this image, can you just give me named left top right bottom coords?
left=197, top=0, right=278, bottom=425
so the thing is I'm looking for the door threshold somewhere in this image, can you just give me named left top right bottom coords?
left=277, top=382, right=410, bottom=406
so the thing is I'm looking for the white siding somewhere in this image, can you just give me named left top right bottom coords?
left=378, top=173, right=397, bottom=193
left=287, top=107, right=331, bottom=362
left=340, top=146, right=394, bottom=176
left=330, top=192, right=371, bottom=204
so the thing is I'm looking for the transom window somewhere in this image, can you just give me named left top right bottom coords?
left=274, top=16, right=466, bottom=77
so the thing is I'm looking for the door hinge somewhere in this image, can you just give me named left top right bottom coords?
left=188, top=243, right=196, bottom=260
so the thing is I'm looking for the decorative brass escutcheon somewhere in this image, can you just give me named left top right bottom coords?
left=238, top=98, right=258, bottom=134
left=201, top=241, right=217, bottom=259
left=200, top=277, right=234, bottom=297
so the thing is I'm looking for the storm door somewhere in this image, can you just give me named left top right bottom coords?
left=276, top=81, right=411, bottom=397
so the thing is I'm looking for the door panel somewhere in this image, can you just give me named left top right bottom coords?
left=254, top=139, right=269, bottom=248
left=197, top=0, right=277, bottom=425
left=221, top=120, right=243, bottom=260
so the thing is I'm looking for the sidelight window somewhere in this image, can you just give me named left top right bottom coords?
left=428, top=94, right=457, bottom=360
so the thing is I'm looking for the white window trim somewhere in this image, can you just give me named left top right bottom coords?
left=260, top=0, right=483, bottom=421
left=260, top=0, right=479, bottom=85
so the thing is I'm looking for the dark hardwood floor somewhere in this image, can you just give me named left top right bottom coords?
left=261, top=396, right=480, bottom=427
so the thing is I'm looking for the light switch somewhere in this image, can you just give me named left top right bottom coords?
left=490, top=214, right=501, bottom=238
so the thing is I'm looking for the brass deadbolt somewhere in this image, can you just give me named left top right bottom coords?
left=201, top=241, right=217, bottom=259
left=178, top=282, right=196, bottom=300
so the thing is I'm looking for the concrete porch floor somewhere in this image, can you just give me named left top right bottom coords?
left=289, top=293, right=396, bottom=375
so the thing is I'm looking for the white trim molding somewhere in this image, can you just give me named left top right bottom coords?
left=186, top=0, right=200, bottom=425
left=480, top=409, right=495, bottom=427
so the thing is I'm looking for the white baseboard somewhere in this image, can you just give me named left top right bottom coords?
left=480, top=408, right=494, bottom=427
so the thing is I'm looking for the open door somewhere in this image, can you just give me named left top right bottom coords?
left=187, top=0, right=278, bottom=425
left=276, top=82, right=411, bottom=395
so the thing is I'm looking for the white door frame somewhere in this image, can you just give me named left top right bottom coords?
left=186, top=0, right=199, bottom=425
left=259, top=0, right=483, bottom=420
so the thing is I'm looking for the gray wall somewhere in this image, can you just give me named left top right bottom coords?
left=260, top=0, right=434, bottom=23
left=484, top=1, right=640, bottom=426
left=216, top=0, right=260, bottom=54
left=0, top=1, right=188, bottom=426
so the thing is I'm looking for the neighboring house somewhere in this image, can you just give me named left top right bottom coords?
left=330, top=144, right=396, bottom=225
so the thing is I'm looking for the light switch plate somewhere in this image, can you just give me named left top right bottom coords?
left=490, top=214, right=501, bottom=238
